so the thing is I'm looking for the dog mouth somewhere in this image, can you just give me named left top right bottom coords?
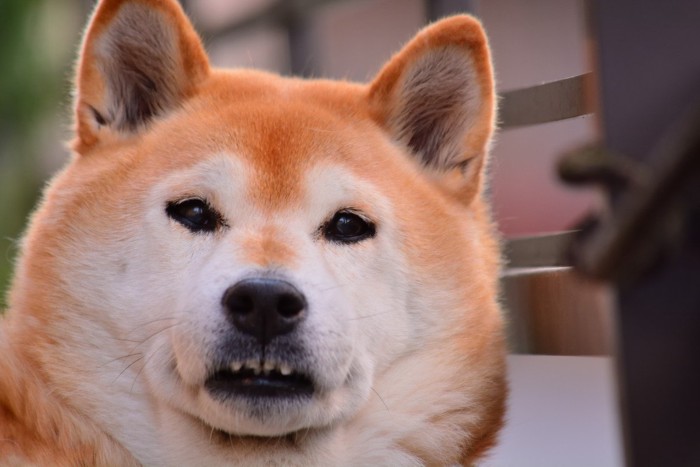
left=205, top=360, right=315, bottom=399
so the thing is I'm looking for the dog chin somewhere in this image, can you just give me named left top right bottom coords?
left=188, top=380, right=369, bottom=439
left=197, top=395, right=326, bottom=437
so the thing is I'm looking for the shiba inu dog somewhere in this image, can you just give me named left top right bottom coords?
left=0, top=0, right=506, bottom=464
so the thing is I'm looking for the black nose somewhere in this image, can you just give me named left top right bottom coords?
left=222, top=278, right=306, bottom=345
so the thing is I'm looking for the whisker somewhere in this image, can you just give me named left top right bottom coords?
left=112, top=354, right=144, bottom=384
left=126, top=322, right=182, bottom=353
left=371, top=386, right=390, bottom=411
left=317, top=283, right=347, bottom=293
left=104, top=336, right=147, bottom=343
left=101, top=352, right=143, bottom=368
left=345, top=311, right=392, bottom=321
left=130, top=341, right=170, bottom=393
left=124, top=316, right=178, bottom=336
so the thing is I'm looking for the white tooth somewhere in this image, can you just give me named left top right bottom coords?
left=231, top=362, right=243, bottom=372
left=280, top=365, right=292, bottom=376
left=246, top=360, right=260, bottom=373
left=263, top=361, right=276, bottom=372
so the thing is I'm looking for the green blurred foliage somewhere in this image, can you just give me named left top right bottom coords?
left=0, top=0, right=83, bottom=310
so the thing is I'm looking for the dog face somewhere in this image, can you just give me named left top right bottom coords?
left=115, top=100, right=422, bottom=437
left=5, top=0, right=506, bottom=463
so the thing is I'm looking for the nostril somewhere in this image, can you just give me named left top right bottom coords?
left=277, top=292, right=305, bottom=318
left=225, top=292, right=255, bottom=316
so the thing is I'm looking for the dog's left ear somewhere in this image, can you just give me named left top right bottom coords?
left=368, top=16, right=496, bottom=203
left=73, top=0, right=210, bottom=153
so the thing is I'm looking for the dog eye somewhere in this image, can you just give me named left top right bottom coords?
left=324, top=211, right=375, bottom=243
left=166, top=198, right=222, bottom=233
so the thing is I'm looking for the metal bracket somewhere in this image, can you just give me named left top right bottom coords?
left=561, top=101, right=700, bottom=282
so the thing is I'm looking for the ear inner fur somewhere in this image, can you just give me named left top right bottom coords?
left=98, top=4, right=182, bottom=131
left=397, top=47, right=480, bottom=168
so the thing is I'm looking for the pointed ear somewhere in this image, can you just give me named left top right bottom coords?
left=73, top=0, right=209, bottom=153
left=368, top=16, right=496, bottom=202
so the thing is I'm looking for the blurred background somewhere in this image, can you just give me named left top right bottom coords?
left=0, top=0, right=596, bottom=309
left=0, top=0, right=84, bottom=309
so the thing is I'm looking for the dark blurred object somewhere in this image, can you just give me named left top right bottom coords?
left=561, top=101, right=700, bottom=283
left=558, top=144, right=648, bottom=194
left=568, top=1, right=700, bottom=465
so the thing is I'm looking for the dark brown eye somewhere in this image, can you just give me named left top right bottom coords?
left=166, top=198, right=222, bottom=233
left=324, top=210, right=375, bottom=243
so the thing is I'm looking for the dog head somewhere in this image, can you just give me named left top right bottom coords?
left=9, top=0, right=503, bottom=461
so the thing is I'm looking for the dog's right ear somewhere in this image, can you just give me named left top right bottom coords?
left=73, top=0, right=209, bottom=153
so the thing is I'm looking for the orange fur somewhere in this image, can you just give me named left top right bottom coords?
left=1, top=1, right=506, bottom=464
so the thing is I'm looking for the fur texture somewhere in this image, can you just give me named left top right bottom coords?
left=0, top=1, right=506, bottom=465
